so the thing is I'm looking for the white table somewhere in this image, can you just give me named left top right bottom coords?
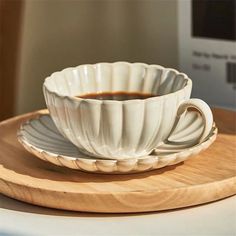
left=0, top=194, right=235, bottom=236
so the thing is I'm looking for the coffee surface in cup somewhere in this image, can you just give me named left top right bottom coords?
left=77, top=92, right=156, bottom=101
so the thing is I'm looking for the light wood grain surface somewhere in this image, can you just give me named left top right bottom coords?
left=0, top=108, right=235, bottom=213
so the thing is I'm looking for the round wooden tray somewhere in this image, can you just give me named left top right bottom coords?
left=0, top=108, right=235, bottom=213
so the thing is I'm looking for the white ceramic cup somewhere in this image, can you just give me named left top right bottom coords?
left=43, top=62, right=213, bottom=159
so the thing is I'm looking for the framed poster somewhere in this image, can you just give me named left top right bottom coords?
left=178, top=0, right=236, bottom=109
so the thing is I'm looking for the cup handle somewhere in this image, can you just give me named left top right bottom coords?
left=167, top=98, right=213, bottom=144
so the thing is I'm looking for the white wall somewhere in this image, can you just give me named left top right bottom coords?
left=16, top=0, right=178, bottom=114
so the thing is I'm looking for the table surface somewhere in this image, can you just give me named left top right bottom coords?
left=0, top=108, right=235, bottom=235
left=0, top=194, right=235, bottom=236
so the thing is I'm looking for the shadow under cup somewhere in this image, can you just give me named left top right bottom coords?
left=43, top=62, right=192, bottom=159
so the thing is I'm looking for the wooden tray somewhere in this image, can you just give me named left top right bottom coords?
left=0, top=108, right=235, bottom=213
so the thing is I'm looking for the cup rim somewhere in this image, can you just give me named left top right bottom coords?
left=43, top=62, right=192, bottom=105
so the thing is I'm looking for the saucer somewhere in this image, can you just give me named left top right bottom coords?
left=17, top=111, right=217, bottom=174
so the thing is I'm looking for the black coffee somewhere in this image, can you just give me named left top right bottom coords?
left=77, top=92, right=156, bottom=101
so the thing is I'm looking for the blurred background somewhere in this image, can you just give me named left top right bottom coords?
left=0, top=0, right=235, bottom=121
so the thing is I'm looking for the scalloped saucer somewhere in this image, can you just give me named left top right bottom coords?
left=17, top=111, right=217, bottom=174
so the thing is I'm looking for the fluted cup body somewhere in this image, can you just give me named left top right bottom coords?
left=43, top=62, right=192, bottom=159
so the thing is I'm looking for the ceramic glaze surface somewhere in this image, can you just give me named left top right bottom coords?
left=43, top=62, right=213, bottom=159
left=17, top=111, right=217, bottom=174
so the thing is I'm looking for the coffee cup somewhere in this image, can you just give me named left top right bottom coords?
left=43, top=62, right=213, bottom=159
